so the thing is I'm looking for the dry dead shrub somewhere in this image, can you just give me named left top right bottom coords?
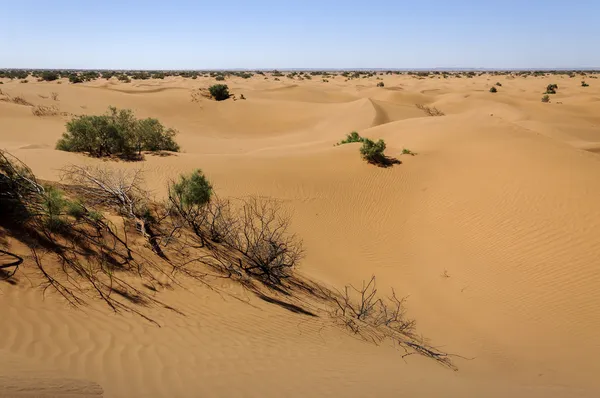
left=31, top=104, right=59, bottom=116
left=416, top=103, right=445, bottom=116
left=332, top=275, right=458, bottom=369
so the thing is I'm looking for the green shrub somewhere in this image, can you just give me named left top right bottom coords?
left=377, top=82, right=385, bottom=87
left=541, top=94, right=550, bottom=103
left=489, top=86, right=497, bottom=93
left=337, top=131, right=364, bottom=145
left=69, top=74, right=83, bottom=84
left=582, top=81, right=589, bottom=87
left=65, top=200, right=86, bottom=219
left=495, top=82, right=502, bottom=86
left=20, top=79, right=28, bottom=83
left=545, top=84, right=558, bottom=94
left=56, top=107, right=180, bottom=159
left=170, top=169, right=213, bottom=208
left=360, top=138, right=387, bottom=164
left=402, top=148, right=416, bottom=156
left=42, top=186, right=68, bottom=232
left=215, top=75, right=225, bottom=81
left=41, top=71, right=59, bottom=82
left=208, top=84, right=230, bottom=101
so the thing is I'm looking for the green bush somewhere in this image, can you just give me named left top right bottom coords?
left=582, top=81, right=589, bottom=87
left=42, top=186, right=68, bottom=232
left=541, top=94, right=550, bottom=103
left=56, top=107, right=180, bottom=159
left=495, top=82, right=502, bottom=86
left=65, top=200, right=86, bottom=219
left=360, top=138, right=387, bottom=164
left=337, top=131, right=364, bottom=145
left=215, top=75, right=225, bottom=81
left=489, top=86, right=497, bottom=93
left=209, top=84, right=230, bottom=101
left=69, top=74, right=83, bottom=84
left=41, top=71, right=59, bottom=82
left=377, top=82, right=385, bottom=87
left=170, top=169, right=213, bottom=208
left=545, top=83, right=558, bottom=94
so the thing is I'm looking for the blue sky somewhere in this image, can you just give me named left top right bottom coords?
left=1, top=0, right=598, bottom=69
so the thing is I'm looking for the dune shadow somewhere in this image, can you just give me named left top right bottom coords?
left=255, top=292, right=317, bottom=317
left=368, top=156, right=401, bottom=168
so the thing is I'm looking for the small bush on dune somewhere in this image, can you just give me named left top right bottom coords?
left=495, top=82, right=502, bottom=86
left=489, top=86, right=497, bottom=93
left=377, top=82, right=385, bottom=87
left=208, top=84, right=230, bottom=101
left=541, top=94, right=550, bottom=103
left=337, top=131, right=364, bottom=145
left=215, top=75, right=225, bottom=81
left=582, top=81, right=589, bottom=87
left=20, top=79, right=28, bottom=83
left=545, top=83, right=558, bottom=94
left=360, top=138, right=387, bottom=164
left=56, top=107, right=180, bottom=159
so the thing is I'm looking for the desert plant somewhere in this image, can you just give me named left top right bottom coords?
left=226, top=197, right=304, bottom=282
left=416, top=104, right=445, bottom=116
left=215, top=75, right=225, bottom=81
left=69, top=74, right=83, bottom=84
left=208, top=84, right=230, bottom=101
left=41, top=71, right=59, bottom=82
left=31, top=105, right=59, bottom=117
left=496, top=82, right=502, bottom=86
left=402, top=148, right=416, bottom=156
left=337, top=131, right=364, bottom=145
left=545, top=83, right=558, bottom=94
left=377, top=82, right=385, bottom=87
left=56, top=107, right=179, bottom=159
left=360, top=138, right=387, bottom=164
left=20, top=79, right=28, bottom=83
left=489, top=86, right=497, bottom=93
left=168, top=170, right=214, bottom=243
left=51, top=91, right=59, bottom=101
left=542, top=94, right=550, bottom=103
left=582, top=81, right=590, bottom=87
left=240, top=94, right=246, bottom=100
left=41, top=186, right=68, bottom=232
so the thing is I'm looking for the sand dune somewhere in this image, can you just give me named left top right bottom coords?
left=2, top=73, right=600, bottom=397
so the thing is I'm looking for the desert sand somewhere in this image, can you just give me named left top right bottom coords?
left=1, top=72, right=600, bottom=397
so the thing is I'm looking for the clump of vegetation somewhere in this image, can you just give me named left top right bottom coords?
left=495, top=82, right=502, bottom=87
left=337, top=131, right=365, bottom=145
left=40, top=71, right=59, bottom=82
left=1, top=95, right=33, bottom=106
left=56, top=107, right=180, bottom=159
left=208, top=84, right=230, bottom=101
left=542, top=94, right=550, bottom=103
left=51, top=92, right=59, bottom=101
left=31, top=105, right=59, bottom=117
left=416, top=104, right=445, bottom=116
left=240, top=94, right=246, bottom=100
left=582, top=81, right=589, bottom=87
left=360, top=138, right=387, bottom=164
left=545, top=83, right=558, bottom=94
left=489, top=86, right=498, bottom=93
left=215, top=75, right=225, bottom=81
left=402, top=148, right=416, bottom=156
left=377, top=82, right=385, bottom=87
left=69, top=74, right=84, bottom=84
left=20, top=79, right=28, bottom=83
